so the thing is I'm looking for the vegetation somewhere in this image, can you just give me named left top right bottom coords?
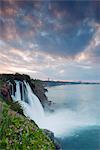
left=1, top=100, right=24, bottom=117
left=0, top=100, right=55, bottom=150
left=7, top=101, right=24, bottom=116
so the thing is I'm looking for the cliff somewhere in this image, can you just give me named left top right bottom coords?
left=0, top=73, right=49, bottom=108
left=0, top=73, right=61, bottom=150
left=0, top=73, right=62, bottom=150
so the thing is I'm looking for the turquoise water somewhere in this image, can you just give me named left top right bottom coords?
left=58, top=126, right=100, bottom=150
left=47, top=85, right=100, bottom=150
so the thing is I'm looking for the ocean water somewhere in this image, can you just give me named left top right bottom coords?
left=47, top=84, right=100, bottom=150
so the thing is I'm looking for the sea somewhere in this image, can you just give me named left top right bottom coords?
left=47, top=84, right=100, bottom=150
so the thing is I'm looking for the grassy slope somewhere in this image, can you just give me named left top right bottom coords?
left=0, top=80, right=55, bottom=150
left=0, top=100, right=55, bottom=150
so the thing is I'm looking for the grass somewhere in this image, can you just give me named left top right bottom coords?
left=0, top=101, right=55, bottom=150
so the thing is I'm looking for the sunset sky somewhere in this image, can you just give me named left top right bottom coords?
left=0, top=0, right=100, bottom=81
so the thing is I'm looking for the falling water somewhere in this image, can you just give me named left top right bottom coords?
left=11, top=80, right=44, bottom=126
left=15, top=81, right=21, bottom=102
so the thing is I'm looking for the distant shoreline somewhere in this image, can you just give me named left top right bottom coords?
left=43, top=81, right=100, bottom=87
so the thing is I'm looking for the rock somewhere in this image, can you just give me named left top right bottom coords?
left=43, top=129, right=54, bottom=142
left=43, top=129, right=62, bottom=150
left=1, top=83, right=11, bottom=101
left=54, top=139, right=62, bottom=150
left=30, top=80, right=49, bottom=107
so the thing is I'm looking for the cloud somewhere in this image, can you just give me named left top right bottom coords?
left=0, top=1, right=100, bottom=80
left=0, top=1, right=99, bottom=51
left=75, top=23, right=100, bottom=64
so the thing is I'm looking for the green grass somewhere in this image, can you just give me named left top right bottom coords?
left=0, top=101, right=55, bottom=150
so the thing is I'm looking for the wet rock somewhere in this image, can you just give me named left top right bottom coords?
left=30, top=80, right=49, bottom=107
left=43, top=129, right=54, bottom=142
left=43, top=129, right=62, bottom=150
left=54, top=139, right=62, bottom=150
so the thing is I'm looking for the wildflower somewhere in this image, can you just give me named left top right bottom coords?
left=32, top=128, right=35, bottom=131
left=9, top=140, right=12, bottom=144
left=19, top=128, right=23, bottom=131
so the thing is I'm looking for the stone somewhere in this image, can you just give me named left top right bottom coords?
left=43, top=129, right=62, bottom=150
left=1, top=83, right=11, bottom=100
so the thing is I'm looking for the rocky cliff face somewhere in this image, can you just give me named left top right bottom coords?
left=30, top=80, right=50, bottom=108
left=1, top=83, right=11, bottom=100
left=0, top=73, right=49, bottom=108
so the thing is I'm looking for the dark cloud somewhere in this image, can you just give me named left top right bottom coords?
left=0, top=0, right=100, bottom=60
left=0, top=0, right=100, bottom=81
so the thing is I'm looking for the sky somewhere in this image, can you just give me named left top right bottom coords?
left=0, top=0, right=100, bottom=81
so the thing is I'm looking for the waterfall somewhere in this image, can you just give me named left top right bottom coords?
left=8, top=82, right=14, bottom=96
left=11, top=80, right=44, bottom=126
left=14, top=81, right=21, bottom=102
left=21, top=82, right=25, bottom=101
